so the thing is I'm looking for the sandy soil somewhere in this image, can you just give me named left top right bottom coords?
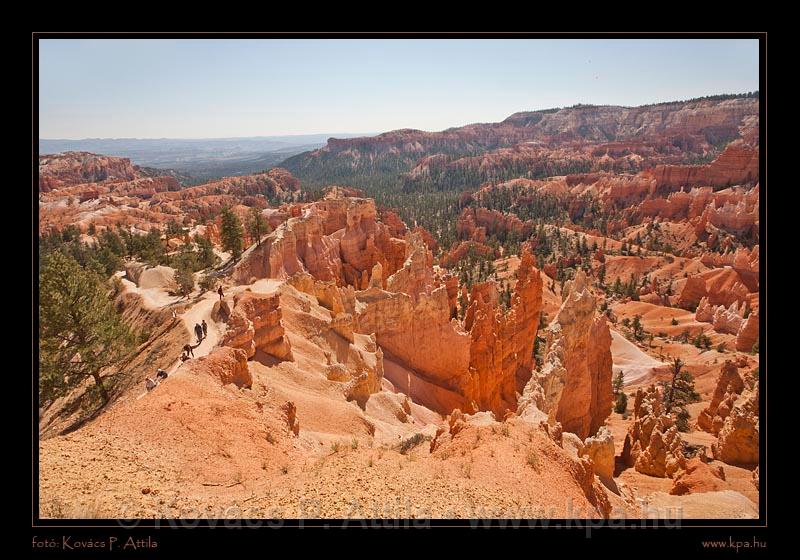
left=610, top=330, right=665, bottom=387
left=119, top=276, right=181, bottom=310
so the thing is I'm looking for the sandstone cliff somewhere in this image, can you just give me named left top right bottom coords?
left=356, top=246, right=543, bottom=417
left=463, top=249, right=543, bottom=414
left=645, top=142, right=759, bottom=192
left=517, top=270, right=612, bottom=439
left=285, top=97, right=758, bottom=188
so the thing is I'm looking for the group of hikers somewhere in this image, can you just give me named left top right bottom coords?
left=194, top=319, right=208, bottom=344
left=145, top=368, right=169, bottom=391
left=145, top=318, right=207, bottom=392
left=182, top=319, right=208, bottom=360
left=144, top=285, right=226, bottom=393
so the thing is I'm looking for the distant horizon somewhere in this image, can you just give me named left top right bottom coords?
left=38, top=39, right=759, bottom=139
left=39, top=90, right=759, bottom=142
left=38, top=132, right=376, bottom=142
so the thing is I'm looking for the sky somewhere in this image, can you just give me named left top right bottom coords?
left=38, top=38, right=759, bottom=139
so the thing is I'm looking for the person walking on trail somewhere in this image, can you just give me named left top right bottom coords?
left=156, top=369, right=168, bottom=381
left=145, top=377, right=157, bottom=391
left=201, top=319, right=208, bottom=338
left=183, top=343, right=194, bottom=358
left=194, top=323, right=203, bottom=343
left=217, top=286, right=224, bottom=301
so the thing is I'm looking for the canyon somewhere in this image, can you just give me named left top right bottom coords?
left=38, top=94, right=761, bottom=520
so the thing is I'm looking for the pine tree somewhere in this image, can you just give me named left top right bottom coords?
left=220, top=206, right=244, bottom=260
left=99, top=229, right=126, bottom=258
left=612, top=370, right=625, bottom=395
left=457, top=292, right=468, bottom=320
left=662, top=357, right=700, bottom=415
left=631, top=315, right=644, bottom=341
left=174, top=264, right=195, bottom=298
left=247, top=206, right=269, bottom=248
left=139, top=230, right=166, bottom=265
left=166, top=219, right=183, bottom=237
left=675, top=407, right=691, bottom=432
left=39, top=252, right=134, bottom=404
left=614, top=391, right=628, bottom=414
left=195, top=234, right=217, bottom=269
left=199, top=273, right=217, bottom=293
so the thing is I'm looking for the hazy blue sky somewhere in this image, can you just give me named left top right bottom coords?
left=39, top=38, right=759, bottom=139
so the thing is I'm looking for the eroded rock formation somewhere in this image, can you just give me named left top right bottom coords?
left=621, top=386, right=686, bottom=478
left=233, top=193, right=406, bottom=289
left=736, top=311, right=759, bottom=352
left=289, top=97, right=758, bottom=195
left=355, top=278, right=472, bottom=412
left=356, top=245, right=542, bottom=416
left=457, top=206, right=533, bottom=242
left=287, top=271, right=355, bottom=316
left=517, top=270, right=612, bottom=439
left=695, top=298, right=746, bottom=335
left=674, top=267, right=751, bottom=310
left=385, top=233, right=435, bottom=302
left=645, top=142, right=759, bottom=192
left=697, top=360, right=745, bottom=435
left=670, top=457, right=727, bottom=496
left=712, top=373, right=759, bottom=466
left=464, top=250, right=543, bottom=414
left=341, top=342, right=385, bottom=408
left=184, top=346, right=252, bottom=388
left=695, top=358, right=759, bottom=466
left=281, top=401, right=300, bottom=436
left=582, top=426, right=615, bottom=481
left=39, top=152, right=138, bottom=191
left=222, top=291, right=292, bottom=360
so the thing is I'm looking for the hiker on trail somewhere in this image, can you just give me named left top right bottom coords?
left=201, top=319, right=208, bottom=338
left=218, top=286, right=224, bottom=301
left=183, top=343, right=194, bottom=358
left=194, top=323, right=203, bottom=343
left=180, top=351, right=190, bottom=362
left=156, top=369, right=169, bottom=381
left=145, top=377, right=157, bottom=391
